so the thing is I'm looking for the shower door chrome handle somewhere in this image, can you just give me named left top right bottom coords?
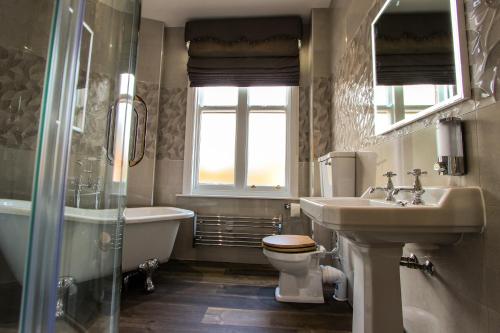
left=128, top=95, right=147, bottom=167
left=107, top=94, right=147, bottom=167
left=106, top=101, right=117, bottom=164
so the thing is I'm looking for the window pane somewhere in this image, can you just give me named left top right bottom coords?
left=403, top=85, right=436, bottom=106
left=404, top=110, right=420, bottom=121
left=199, top=87, right=238, bottom=107
left=198, top=111, right=236, bottom=185
left=247, top=111, right=286, bottom=187
left=248, top=87, right=287, bottom=106
left=375, top=110, right=392, bottom=133
left=375, top=86, right=392, bottom=107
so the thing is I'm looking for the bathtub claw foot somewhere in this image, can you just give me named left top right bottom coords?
left=56, top=277, right=75, bottom=319
left=138, top=258, right=159, bottom=293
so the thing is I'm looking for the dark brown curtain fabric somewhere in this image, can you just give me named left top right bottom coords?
left=185, top=17, right=302, bottom=87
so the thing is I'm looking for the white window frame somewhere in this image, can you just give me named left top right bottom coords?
left=183, top=86, right=299, bottom=198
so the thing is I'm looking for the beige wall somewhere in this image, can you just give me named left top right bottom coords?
left=153, top=25, right=315, bottom=264
left=328, top=0, right=500, bottom=331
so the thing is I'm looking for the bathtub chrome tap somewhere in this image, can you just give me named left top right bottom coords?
left=69, top=159, right=103, bottom=208
left=138, top=258, right=160, bottom=293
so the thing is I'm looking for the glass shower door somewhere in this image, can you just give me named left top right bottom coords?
left=0, top=0, right=141, bottom=332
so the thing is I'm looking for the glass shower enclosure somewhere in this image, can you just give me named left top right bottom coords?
left=0, top=0, right=141, bottom=331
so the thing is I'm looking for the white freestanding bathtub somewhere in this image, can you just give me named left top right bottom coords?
left=122, top=206, right=194, bottom=272
left=0, top=199, right=193, bottom=284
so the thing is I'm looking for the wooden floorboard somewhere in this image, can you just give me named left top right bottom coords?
left=120, top=260, right=352, bottom=333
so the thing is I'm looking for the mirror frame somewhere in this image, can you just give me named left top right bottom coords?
left=371, top=0, right=471, bottom=135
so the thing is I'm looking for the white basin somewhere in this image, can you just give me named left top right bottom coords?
left=300, top=187, right=485, bottom=244
left=300, top=187, right=485, bottom=333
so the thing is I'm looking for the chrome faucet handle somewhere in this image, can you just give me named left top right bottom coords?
left=407, top=169, right=427, bottom=205
left=382, top=171, right=396, bottom=189
left=370, top=171, right=398, bottom=201
left=407, top=169, right=427, bottom=189
left=407, top=169, right=427, bottom=177
left=383, top=171, right=397, bottom=178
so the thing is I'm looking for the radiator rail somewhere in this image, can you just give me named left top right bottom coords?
left=193, top=214, right=282, bottom=248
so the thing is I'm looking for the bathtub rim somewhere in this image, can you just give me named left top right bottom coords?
left=0, top=199, right=194, bottom=225
left=124, top=206, right=194, bottom=224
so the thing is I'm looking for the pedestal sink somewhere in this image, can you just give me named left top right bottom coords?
left=300, top=187, right=485, bottom=333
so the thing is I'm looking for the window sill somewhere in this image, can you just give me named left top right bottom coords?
left=177, top=193, right=299, bottom=201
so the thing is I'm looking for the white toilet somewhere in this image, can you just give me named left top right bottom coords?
left=263, top=235, right=326, bottom=303
left=263, top=152, right=355, bottom=303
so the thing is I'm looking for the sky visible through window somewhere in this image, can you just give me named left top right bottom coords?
left=198, top=111, right=236, bottom=185
left=197, top=87, right=288, bottom=188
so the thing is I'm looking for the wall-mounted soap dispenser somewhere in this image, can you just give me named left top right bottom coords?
left=434, top=117, right=465, bottom=176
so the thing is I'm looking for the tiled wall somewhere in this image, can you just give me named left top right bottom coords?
left=328, top=0, right=500, bottom=331
left=127, top=18, right=164, bottom=207
left=0, top=0, right=52, bottom=199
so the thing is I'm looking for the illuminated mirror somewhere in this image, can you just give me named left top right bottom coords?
left=371, top=0, right=470, bottom=134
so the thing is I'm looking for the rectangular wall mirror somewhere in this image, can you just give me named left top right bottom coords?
left=73, top=22, right=93, bottom=133
left=371, top=0, right=470, bottom=134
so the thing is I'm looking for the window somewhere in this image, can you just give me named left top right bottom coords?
left=183, top=86, right=298, bottom=197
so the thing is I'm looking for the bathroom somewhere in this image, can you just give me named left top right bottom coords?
left=0, top=0, right=499, bottom=332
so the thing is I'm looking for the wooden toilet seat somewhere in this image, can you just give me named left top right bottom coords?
left=262, top=235, right=317, bottom=253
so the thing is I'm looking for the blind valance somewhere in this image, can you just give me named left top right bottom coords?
left=185, top=16, right=302, bottom=87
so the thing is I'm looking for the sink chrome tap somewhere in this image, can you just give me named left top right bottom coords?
left=393, top=169, right=427, bottom=205
left=369, top=171, right=397, bottom=201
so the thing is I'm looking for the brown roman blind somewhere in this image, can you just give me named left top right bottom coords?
left=375, top=13, right=456, bottom=86
left=185, top=16, right=302, bottom=87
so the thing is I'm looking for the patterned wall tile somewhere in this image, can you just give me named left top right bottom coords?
left=466, top=0, right=500, bottom=101
left=0, top=46, right=44, bottom=151
left=135, top=80, right=160, bottom=159
left=331, top=6, right=376, bottom=151
left=299, top=86, right=310, bottom=162
left=70, top=72, right=113, bottom=158
left=157, top=87, right=187, bottom=161
left=311, top=76, right=332, bottom=158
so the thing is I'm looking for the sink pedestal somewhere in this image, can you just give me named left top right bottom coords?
left=350, top=243, right=404, bottom=333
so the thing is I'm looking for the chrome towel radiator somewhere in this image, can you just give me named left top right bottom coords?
left=193, top=214, right=283, bottom=248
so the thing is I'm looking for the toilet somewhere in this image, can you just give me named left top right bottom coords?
left=263, top=235, right=326, bottom=303
left=263, top=152, right=355, bottom=303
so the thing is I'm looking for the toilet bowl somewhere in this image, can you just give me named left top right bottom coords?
left=263, top=235, right=326, bottom=303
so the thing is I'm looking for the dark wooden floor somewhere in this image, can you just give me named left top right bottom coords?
left=120, top=260, right=352, bottom=333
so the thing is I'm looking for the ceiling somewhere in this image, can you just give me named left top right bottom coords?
left=386, top=0, right=450, bottom=13
left=141, top=0, right=332, bottom=27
